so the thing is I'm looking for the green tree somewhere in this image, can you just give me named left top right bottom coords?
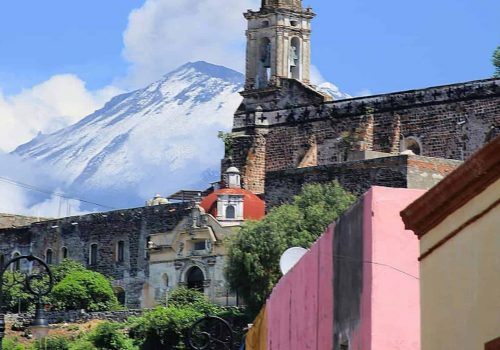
left=226, top=181, right=356, bottom=316
left=493, top=46, right=500, bottom=78
left=167, top=287, right=221, bottom=315
left=51, top=270, right=121, bottom=311
left=128, top=305, right=203, bottom=350
left=87, top=322, right=137, bottom=350
left=50, top=259, right=86, bottom=283
left=31, top=336, right=70, bottom=350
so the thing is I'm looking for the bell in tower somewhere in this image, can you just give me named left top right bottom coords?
left=244, top=0, right=315, bottom=90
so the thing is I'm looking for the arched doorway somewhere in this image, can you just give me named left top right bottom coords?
left=114, top=287, right=126, bottom=306
left=186, top=266, right=204, bottom=292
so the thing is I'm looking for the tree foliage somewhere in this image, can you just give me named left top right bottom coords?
left=51, top=269, right=121, bottom=312
left=167, top=287, right=221, bottom=315
left=226, top=181, right=356, bottom=316
left=493, top=46, right=500, bottom=78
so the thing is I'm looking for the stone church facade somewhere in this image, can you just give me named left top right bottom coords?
left=224, top=0, right=500, bottom=203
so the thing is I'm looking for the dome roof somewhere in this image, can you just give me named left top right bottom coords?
left=200, top=188, right=265, bottom=221
left=226, top=167, right=240, bottom=174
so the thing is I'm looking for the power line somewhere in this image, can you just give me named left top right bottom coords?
left=333, top=254, right=419, bottom=280
left=0, top=176, right=116, bottom=210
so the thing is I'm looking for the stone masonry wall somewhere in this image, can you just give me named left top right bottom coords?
left=229, top=78, right=500, bottom=194
left=0, top=214, right=48, bottom=229
left=0, top=203, right=190, bottom=308
left=6, top=310, right=143, bottom=325
left=264, top=155, right=461, bottom=208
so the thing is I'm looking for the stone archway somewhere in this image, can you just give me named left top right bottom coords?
left=186, top=266, right=205, bottom=292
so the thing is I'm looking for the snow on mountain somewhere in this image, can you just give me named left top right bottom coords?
left=13, top=62, right=350, bottom=208
left=316, top=82, right=352, bottom=100
left=14, top=62, right=244, bottom=207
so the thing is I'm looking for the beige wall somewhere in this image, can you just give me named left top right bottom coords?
left=420, top=179, right=500, bottom=350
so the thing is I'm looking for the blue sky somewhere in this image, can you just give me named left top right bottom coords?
left=1, top=0, right=498, bottom=97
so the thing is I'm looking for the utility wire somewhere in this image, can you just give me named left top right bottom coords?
left=0, top=176, right=116, bottom=210
left=333, top=254, right=419, bottom=280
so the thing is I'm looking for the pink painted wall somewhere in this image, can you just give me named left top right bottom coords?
left=368, top=186, right=423, bottom=350
left=267, top=225, right=334, bottom=350
left=265, top=187, right=423, bottom=350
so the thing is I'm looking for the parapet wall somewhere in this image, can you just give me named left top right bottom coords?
left=264, top=155, right=460, bottom=208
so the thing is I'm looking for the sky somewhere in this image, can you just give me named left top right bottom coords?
left=0, top=0, right=498, bottom=215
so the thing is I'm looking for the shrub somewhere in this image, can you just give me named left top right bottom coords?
left=51, top=270, right=121, bottom=311
left=31, top=336, right=70, bottom=350
left=167, top=287, right=221, bottom=315
left=3, top=336, right=26, bottom=350
left=129, top=306, right=203, bottom=350
left=86, top=322, right=137, bottom=350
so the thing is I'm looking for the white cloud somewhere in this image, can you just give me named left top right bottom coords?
left=0, top=152, right=87, bottom=217
left=121, top=0, right=258, bottom=88
left=310, top=65, right=326, bottom=85
left=356, top=88, right=373, bottom=97
left=0, top=75, right=121, bottom=153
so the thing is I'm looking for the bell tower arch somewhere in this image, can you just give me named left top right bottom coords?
left=244, top=0, right=315, bottom=90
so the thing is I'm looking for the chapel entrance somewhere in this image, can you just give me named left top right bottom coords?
left=187, top=266, right=205, bottom=292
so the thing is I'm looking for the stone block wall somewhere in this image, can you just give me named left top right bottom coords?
left=6, top=310, right=143, bottom=325
left=264, top=155, right=461, bottom=208
left=0, top=203, right=190, bottom=308
left=0, top=214, right=48, bottom=229
left=228, top=78, right=500, bottom=194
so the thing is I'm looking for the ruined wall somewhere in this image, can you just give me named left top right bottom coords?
left=0, top=203, right=189, bottom=308
left=0, top=214, right=48, bottom=229
left=264, top=155, right=460, bottom=208
left=229, top=78, right=500, bottom=194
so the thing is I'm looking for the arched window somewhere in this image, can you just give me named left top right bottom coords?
left=46, top=249, right=53, bottom=265
left=162, top=273, right=169, bottom=288
left=61, top=247, right=68, bottom=260
left=116, top=241, right=125, bottom=263
left=225, top=205, right=236, bottom=219
left=89, top=244, right=98, bottom=266
left=12, top=252, right=20, bottom=271
left=258, top=37, right=272, bottom=88
left=187, top=266, right=204, bottom=292
left=401, top=136, right=422, bottom=155
left=290, top=37, right=301, bottom=80
left=114, top=287, right=126, bottom=306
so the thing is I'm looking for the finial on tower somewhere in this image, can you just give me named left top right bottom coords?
left=261, top=0, right=303, bottom=11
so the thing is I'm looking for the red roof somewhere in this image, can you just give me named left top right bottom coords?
left=200, top=188, right=265, bottom=221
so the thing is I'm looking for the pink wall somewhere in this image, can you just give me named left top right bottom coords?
left=369, top=187, right=423, bottom=350
left=267, top=225, right=334, bottom=350
left=265, top=187, right=423, bottom=350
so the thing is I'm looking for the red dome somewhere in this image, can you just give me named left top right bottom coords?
left=200, top=188, right=265, bottom=221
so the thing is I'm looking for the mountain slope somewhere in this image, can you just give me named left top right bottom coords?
left=14, top=62, right=243, bottom=206
left=14, top=62, right=350, bottom=208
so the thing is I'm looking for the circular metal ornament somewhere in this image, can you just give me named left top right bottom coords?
left=187, top=315, right=234, bottom=350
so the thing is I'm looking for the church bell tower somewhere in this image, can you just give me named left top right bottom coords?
left=244, top=0, right=315, bottom=90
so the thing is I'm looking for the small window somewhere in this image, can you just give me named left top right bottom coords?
left=290, top=20, right=299, bottom=27
left=89, top=244, right=98, bottom=266
left=262, top=20, right=269, bottom=27
left=0, top=254, right=4, bottom=269
left=162, top=273, right=169, bottom=288
left=225, top=205, right=236, bottom=219
left=117, top=241, right=125, bottom=263
left=61, top=247, right=68, bottom=259
left=194, top=241, right=207, bottom=251
left=12, top=252, right=20, bottom=271
left=46, top=249, right=53, bottom=265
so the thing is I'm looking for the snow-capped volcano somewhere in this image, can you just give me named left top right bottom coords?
left=13, top=61, right=349, bottom=209
left=14, top=62, right=243, bottom=207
